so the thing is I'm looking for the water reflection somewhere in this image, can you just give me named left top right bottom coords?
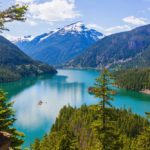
left=7, top=75, right=85, bottom=129
left=0, top=74, right=56, bottom=99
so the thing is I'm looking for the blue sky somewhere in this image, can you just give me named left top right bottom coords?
left=2, top=0, right=150, bottom=39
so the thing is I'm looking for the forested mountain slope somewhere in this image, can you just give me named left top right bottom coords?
left=0, top=35, right=57, bottom=82
left=113, top=68, right=150, bottom=92
left=66, top=24, right=150, bottom=69
left=32, top=105, right=150, bottom=150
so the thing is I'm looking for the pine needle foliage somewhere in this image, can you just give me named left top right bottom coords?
left=0, top=90, right=24, bottom=149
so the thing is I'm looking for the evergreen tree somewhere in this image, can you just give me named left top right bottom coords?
left=39, top=134, right=50, bottom=150
left=0, top=90, right=24, bottom=149
left=31, top=69, right=150, bottom=150
left=31, top=138, right=40, bottom=150
left=0, top=4, right=27, bottom=31
left=132, top=128, right=150, bottom=150
left=0, top=3, right=27, bottom=149
left=131, top=105, right=150, bottom=149
left=92, top=68, right=116, bottom=128
left=146, top=112, right=150, bottom=119
left=59, top=126, right=78, bottom=150
left=91, top=68, right=122, bottom=150
left=32, top=105, right=150, bottom=150
left=113, top=68, right=150, bottom=91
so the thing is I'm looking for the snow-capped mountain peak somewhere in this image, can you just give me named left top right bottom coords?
left=57, top=21, right=104, bottom=40
left=14, top=22, right=104, bottom=44
left=35, top=22, right=104, bottom=43
left=63, top=21, right=85, bottom=32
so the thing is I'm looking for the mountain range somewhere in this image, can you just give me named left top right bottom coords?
left=14, top=22, right=104, bottom=65
left=12, top=23, right=150, bottom=69
left=66, top=24, right=150, bottom=69
left=0, top=35, right=57, bottom=82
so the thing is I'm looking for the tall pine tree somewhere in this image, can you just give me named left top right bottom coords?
left=0, top=90, right=24, bottom=149
left=91, top=68, right=122, bottom=150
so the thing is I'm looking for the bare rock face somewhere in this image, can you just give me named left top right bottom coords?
left=0, top=132, right=11, bottom=150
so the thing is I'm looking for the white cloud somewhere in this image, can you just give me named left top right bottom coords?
left=20, top=0, right=81, bottom=24
left=87, top=23, right=131, bottom=35
left=26, top=19, right=37, bottom=26
left=2, top=34, right=20, bottom=41
left=15, top=0, right=34, bottom=4
left=3, top=33, right=34, bottom=41
left=15, top=0, right=80, bottom=25
left=122, top=16, right=147, bottom=25
left=105, top=25, right=131, bottom=35
left=87, top=24, right=104, bottom=31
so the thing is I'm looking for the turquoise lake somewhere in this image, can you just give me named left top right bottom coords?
left=0, top=69, right=150, bottom=148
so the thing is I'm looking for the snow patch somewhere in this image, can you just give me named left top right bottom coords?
left=39, top=28, right=60, bottom=42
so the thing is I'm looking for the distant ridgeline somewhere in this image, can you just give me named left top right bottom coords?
left=13, top=23, right=150, bottom=69
left=31, top=105, right=150, bottom=150
left=66, top=24, right=150, bottom=69
left=0, top=35, right=57, bottom=83
left=113, top=68, right=150, bottom=92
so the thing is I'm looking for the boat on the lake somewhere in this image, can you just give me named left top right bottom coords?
left=88, top=87, right=94, bottom=94
left=38, top=100, right=43, bottom=106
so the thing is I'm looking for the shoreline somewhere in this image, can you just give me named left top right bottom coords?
left=140, top=89, right=150, bottom=95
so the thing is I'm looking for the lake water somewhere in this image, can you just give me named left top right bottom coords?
left=0, top=69, right=150, bottom=148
